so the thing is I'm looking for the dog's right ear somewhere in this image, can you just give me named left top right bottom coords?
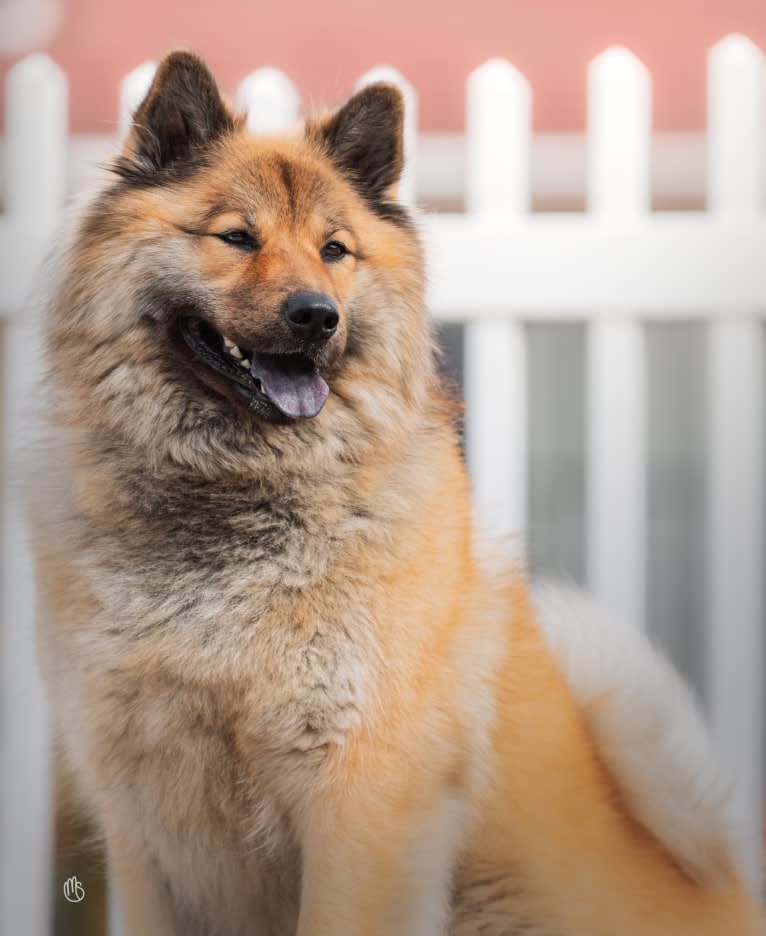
left=115, top=50, right=236, bottom=180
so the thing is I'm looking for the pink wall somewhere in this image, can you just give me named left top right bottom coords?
left=1, top=0, right=765, bottom=132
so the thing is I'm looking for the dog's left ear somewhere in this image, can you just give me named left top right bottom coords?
left=116, top=50, right=236, bottom=180
left=307, top=83, right=405, bottom=210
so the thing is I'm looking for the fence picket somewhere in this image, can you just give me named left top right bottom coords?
left=587, top=47, right=651, bottom=217
left=708, top=35, right=766, bottom=216
left=586, top=47, right=650, bottom=630
left=119, top=61, right=156, bottom=141
left=238, top=67, right=301, bottom=134
left=1, top=53, right=65, bottom=936
left=466, top=58, right=530, bottom=216
left=463, top=59, right=530, bottom=555
left=706, top=34, right=765, bottom=889
left=5, top=54, right=67, bottom=217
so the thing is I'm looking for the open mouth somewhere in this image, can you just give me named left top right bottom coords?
left=179, top=317, right=329, bottom=420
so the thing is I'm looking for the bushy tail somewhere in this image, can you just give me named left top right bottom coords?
left=532, top=583, right=757, bottom=893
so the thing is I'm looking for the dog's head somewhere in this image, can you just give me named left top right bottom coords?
left=50, top=51, right=434, bottom=477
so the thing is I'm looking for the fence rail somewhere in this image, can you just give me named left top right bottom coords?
left=1, top=35, right=764, bottom=934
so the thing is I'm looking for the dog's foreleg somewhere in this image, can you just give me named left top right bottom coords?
left=296, top=769, right=465, bottom=936
left=106, top=830, right=178, bottom=936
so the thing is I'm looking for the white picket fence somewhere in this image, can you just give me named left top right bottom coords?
left=1, top=35, right=764, bottom=935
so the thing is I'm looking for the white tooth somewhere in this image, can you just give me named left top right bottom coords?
left=229, top=344, right=243, bottom=359
left=241, top=358, right=251, bottom=369
left=223, top=336, right=235, bottom=349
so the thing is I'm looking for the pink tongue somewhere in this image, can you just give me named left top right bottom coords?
left=250, top=352, right=329, bottom=419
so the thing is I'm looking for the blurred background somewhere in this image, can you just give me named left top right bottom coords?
left=1, top=1, right=764, bottom=933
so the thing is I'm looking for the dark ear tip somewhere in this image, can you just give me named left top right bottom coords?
left=356, top=82, right=405, bottom=117
left=151, top=48, right=214, bottom=84
left=160, top=47, right=206, bottom=64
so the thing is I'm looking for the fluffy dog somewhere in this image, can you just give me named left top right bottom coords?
left=32, top=50, right=761, bottom=935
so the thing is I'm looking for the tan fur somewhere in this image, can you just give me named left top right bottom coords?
left=32, top=51, right=762, bottom=935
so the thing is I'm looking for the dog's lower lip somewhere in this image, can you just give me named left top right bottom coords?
left=179, top=316, right=262, bottom=396
left=179, top=316, right=329, bottom=419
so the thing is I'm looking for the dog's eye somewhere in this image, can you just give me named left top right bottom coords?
left=217, top=230, right=258, bottom=251
left=321, top=241, right=348, bottom=262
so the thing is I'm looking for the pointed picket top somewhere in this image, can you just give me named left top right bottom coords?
left=6, top=50, right=63, bottom=84
left=466, top=57, right=531, bottom=216
left=467, top=56, right=530, bottom=105
left=589, top=44, right=648, bottom=80
left=238, top=67, right=301, bottom=134
left=587, top=46, right=651, bottom=217
left=707, top=34, right=766, bottom=216
left=711, top=32, right=764, bottom=66
left=119, top=61, right=156, bottom=140
left=5, top=53, right=67, bottom=217
left=355, top=65, right=417, bottom=205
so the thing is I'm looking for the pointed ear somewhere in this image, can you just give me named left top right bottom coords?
left=306, top=83, right=405, bottom=213
left=116, top=50, right=236, bottom=180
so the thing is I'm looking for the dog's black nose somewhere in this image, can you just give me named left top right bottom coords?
left=283, top=291, right=339, bottom=342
